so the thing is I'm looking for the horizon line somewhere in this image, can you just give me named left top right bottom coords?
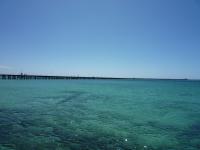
left=0, top=73, right=199, bottom=81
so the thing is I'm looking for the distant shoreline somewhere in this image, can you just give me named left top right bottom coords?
left=0, top=74, right=194, bottom=81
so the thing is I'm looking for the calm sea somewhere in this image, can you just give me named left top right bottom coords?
left=0, top=79, right=200, bottom=150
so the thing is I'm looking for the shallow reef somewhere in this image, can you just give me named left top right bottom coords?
left=0, top=80, right=200, bottom=150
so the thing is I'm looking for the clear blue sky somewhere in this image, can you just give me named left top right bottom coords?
left=0, top=0, right=200, bottom=79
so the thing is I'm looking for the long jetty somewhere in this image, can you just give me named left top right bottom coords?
left=0, top=74, right=190, bottom=81
left=0, top=74, right=125, bottom=80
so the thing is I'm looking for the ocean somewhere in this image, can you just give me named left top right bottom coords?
left=0, top=79, right=200, bottom=150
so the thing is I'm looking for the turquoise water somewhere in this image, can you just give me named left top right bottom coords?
left=0, top=79, right=200, bottom=150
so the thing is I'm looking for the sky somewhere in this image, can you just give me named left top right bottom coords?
left=0, top=0, right=200, bottom=79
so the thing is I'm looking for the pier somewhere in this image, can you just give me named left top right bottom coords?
left=0, top=74, right=190, bottom=81
left=0, top=74, right=125, bottom=80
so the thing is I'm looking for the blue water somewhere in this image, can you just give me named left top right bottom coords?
left=0, top=79, right=200, bottom=150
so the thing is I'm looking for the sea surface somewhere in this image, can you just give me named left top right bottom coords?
left=0, top=79, right=200, bottom=150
